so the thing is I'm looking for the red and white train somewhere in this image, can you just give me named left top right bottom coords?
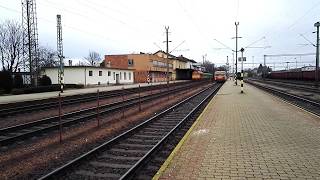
left=214, top=71, right=227, bottom=82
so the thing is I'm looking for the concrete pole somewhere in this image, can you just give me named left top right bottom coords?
left=314, top=22, right=320, bottom=82
left=232, top=52, right=235, bottom=80
left=165, top=26, right=170, bottom=85
left=235, top=22, right=239, bottom=85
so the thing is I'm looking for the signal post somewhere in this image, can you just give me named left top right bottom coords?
left=240, top=48, right=245, bottom=93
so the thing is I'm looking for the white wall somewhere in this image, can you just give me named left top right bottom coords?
left=42, top=67, right=134, bottom=86
left=186, top=61, right=194, bottom=69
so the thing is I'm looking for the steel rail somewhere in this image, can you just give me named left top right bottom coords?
left=38, top=83, right=222, bottom=179
left=0, top=82, right=206, bottom=146
left=249, top=78, right=320, bottom=94
left=0, top=81, right=189, bottom=117
left=246, top=80, right=320, bottom=116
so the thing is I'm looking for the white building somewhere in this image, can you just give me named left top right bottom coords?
left=41, top=66, right=134, bottom=86
left=301, top=66, right=315, bottom=71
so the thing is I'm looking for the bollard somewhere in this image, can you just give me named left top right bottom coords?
left=58, top=93, right=62, bottom=143
left=97, top=89, right=100, bottom=127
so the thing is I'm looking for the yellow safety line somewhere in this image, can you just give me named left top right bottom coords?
left=152, top=85, right=221, bottom=180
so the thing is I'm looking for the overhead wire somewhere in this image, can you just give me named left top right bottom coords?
left=69, top=0, right=165, bottom=53
left=260, top=1, right=320, bottom=52
left=175, top=0, right=216, bottom=60
left=0, top=4, right=116, bottom=42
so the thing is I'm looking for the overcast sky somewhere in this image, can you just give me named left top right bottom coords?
left=1, top=0, right=320, bottom=70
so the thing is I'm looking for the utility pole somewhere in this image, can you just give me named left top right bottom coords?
left=235, top=22, right=240, bottom=85
left=57, top=14, right=64, bottom=92
left=226, top=56, right=229, bottom=76
left=286, top=61, right=290, bottom=70
left=314, top=22, right=320, bottom=82
left=22, top=0, right=39, bottom=86
left=164, top=26, right=171, bottom=85
left=232, top=53, right=235, bottom=80
left=263, top=54, right=267, bottom=79
left=252, top=56, right=254, bottom=69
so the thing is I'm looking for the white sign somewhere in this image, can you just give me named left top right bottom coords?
left=238, top=57, right=246, bottom=61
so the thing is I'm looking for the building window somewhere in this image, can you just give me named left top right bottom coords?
left=99, top=71, right=102, bottom=76
left=124, top=72, right=127, bottom=80
left=128, top=59, right=134, bottom=66
left=108, top=71, right=111, bottom=76
left=153, top=60, right=158, bottom=66
left=129, top=72, right=131, bottom=80
left=120, top=72, right=122, bottom=80
left=113, top=72, right=115, bottom=80
left=89, top=70, right=93, bottom=76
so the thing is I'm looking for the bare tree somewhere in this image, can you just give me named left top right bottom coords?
left=84, top=51, right=101, bottom=66
left=0, top=20, right=23, bottom=72
left=202, top=60, right=215, bottom=74
left=38, top=46, right=57, bottom=68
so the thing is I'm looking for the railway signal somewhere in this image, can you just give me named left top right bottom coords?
left=57, top=14, right=64, bottom=93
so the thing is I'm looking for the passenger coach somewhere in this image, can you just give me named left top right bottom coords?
left=214, top=71, right=227, bottom=82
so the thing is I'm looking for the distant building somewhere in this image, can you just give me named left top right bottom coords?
left=301, top=66, right=315, bottom=71
left=104, top=51, right=199, bottom=83
left=104, top=52, right=173, bottom=83
left=41, top=66, right=134, bottom=86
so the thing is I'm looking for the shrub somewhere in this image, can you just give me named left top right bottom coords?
left=13, top=74, right=24, bottom=88
left=39, top=75, right=52, bottom=86
left=0, top=71, right=13, bottom=93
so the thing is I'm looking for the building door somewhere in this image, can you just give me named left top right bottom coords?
left=116, top=74, right=120, bottom=84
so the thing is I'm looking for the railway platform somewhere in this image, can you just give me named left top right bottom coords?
left=155, top=80, right=320, bottom=179
left=0, top=81, right=187, bottom=104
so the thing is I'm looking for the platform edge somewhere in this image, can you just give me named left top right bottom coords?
left=152, top=87, right=219, bottom=180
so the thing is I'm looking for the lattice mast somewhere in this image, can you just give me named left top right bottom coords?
left=57, top=14, right=64, bottom=92
left=21, top=0, right=39, bottom=86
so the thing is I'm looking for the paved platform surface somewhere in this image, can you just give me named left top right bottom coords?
left=0, top=81, right=185, bottom=104
left=155, top=80, right=320, bottom=179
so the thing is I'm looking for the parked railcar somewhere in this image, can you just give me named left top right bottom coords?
left=269, top=70, right=320, bottom=81
left=214, top=71, right=227, bottom=82
left=191, top=71, right=213, bottom=80
left=192, top=71, right=202, bottom=80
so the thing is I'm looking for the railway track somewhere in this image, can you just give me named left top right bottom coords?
left=0, top=82, right=188, bottom=118
left=39, top=83, right=222, bottom=180
left=262, top=78, right=319, bottom=87
left=249, top=78, right=320, bottom=94
left=246, top=80, right=320, bottom=116
left=0, top=81, right=207, bottom=147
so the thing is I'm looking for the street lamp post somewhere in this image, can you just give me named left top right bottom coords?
left=314, top=22, right=320, bottom=83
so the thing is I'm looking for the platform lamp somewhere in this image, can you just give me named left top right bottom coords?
left=314, top=22, right=320, bottom=83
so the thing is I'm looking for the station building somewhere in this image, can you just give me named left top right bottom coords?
left=104, top=51, right=198, bottom=83
left=41, top=66, right=134, bottom=86
left=105, top=52, right=173, bottom=83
